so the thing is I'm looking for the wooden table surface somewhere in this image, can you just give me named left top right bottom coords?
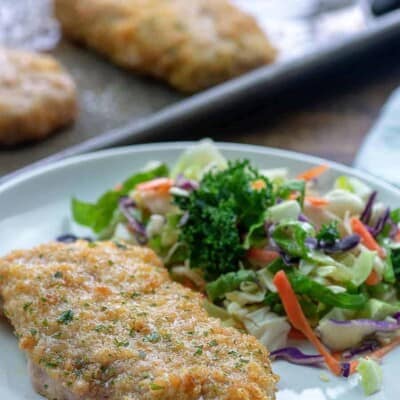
left=1, top=39, right=400, bottom=179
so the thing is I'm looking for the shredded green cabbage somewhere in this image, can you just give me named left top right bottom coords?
left=356, top=358, right=383, bottom=396
left=171, top=139, right=227, bottom=180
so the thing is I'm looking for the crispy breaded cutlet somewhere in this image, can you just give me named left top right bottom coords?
left=0, top=48, right=77, bottom=146
left=0, top=241, right=277, bottom=400
left=54, top=0, right=276, bottom=92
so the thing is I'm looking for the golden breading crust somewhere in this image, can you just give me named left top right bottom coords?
left=0, top=241, right=277, bottom=400
left=54, top=0, right=276, bottom=92
left=0, top=48, right=77, bottom=146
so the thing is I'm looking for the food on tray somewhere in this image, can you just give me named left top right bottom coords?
left=54, top=0, right=276, bottom=92
left=0, top=240, right=277, bottom=400
left=71, top=140, right=400, bottom=395
left=0, top=47, right=77, bottom=146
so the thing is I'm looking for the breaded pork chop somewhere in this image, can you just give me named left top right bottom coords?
left=0, top=241, right=277, bottom=400
left=54, top=0, right=276, bottom=92
left=0, top=48, right=77, bottom=146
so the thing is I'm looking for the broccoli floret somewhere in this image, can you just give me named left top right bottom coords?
left=174, top=160, right=274, bottom=280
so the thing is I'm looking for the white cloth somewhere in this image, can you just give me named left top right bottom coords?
left=355, top=88, right=400, bottom=186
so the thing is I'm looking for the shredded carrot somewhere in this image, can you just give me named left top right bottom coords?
left=368, top=336, right=400, bottom=360
left=251, top=179, right=267, bottom=190
left=349, top=360, right=359, bottom=375
left=114, top=183, right=123, bottom=191
left=365, top=269, right=381, bottom=286
left=247, top=248, right=280, bottom=264
left=136, top=178, right=174, bottom=194
left=181, top=278, right=197, bottom=291
left=273, top=270, right=342, bottom=376
left=332, top=352, right=342, bottom=361
left=288, top=328, right=306, bottom=340
left=348, top=336, right=400, bottom=375
left=350, top=217, right=385, bottom=258
left=297, top=164, right=329, bottom=181
left=395, top=231, right=400, bottom=243
left=305, top=196, right=329, bottom=207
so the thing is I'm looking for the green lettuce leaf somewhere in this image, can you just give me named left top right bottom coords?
left=243, top=213, right=268, bottom=249
left=71, top=163, right=169, bottom=233
left=276, top=180, right=306, bottom=206
left=390, top=243, right=400, bottom=280
left=358, top=298, right=400, bottom=320
left=272, top=220, right=315, bottom=258
left=390, top=208, right=400, bottom=223
left=206, top=270, right=257, bottom=302
left=381, top=240, right=396, bottom=284
left=288, top=272, right=368, bottom=310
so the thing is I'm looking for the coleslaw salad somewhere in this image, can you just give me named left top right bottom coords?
left=69, top=140, right=400, bottom=396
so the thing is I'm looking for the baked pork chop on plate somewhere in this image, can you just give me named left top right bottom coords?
left=0, top=241, right=277, bottom=400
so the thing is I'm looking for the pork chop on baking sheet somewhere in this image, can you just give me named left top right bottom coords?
left=0, top=47, right=77, bottom=146
left=54, top=0, right=276, bottom=92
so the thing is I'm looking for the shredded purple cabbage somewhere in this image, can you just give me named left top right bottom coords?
left=280, top=253, right=300, bottom=266
left=367, top=207, right=391, bottom=237
left=342, top=340, right=380, bottom=360
left=320, top=234, right=361, bottom=254
left=119, top=196, right=147, bottom=244
left=57, top=233, right=79, bottom=243
left=57, top=234, right=92, bottom=243
left=175, top=175, right=199, bottom=191
left=329, top=318, right=400, bottom=331
left=270, top=347, right=324, bottom=366
left=375, top=208, right=390, bottom=235
left=179, top=212, right=189, bottom=227
left=341, top=362, right=351, bottom=378
left=271, top=345, right=380, bottom=377
left=265, top=223, right=282, bottom=252
left=272, top=316, right=400, bottom=376
left=298, top=213, right=310, bottom=223
left=389, top=220, right=399, bottom=239
left=306, top=234, right=360, bottom=254
left=360, top=191, right=377, bottom=225
left=305, top=237, right=318, bottom=250
left=265, top=222, right=275, bottom=237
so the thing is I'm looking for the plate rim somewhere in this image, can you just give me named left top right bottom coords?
left=1, top=141, right=400, bottom=198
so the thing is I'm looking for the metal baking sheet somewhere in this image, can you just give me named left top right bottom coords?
left=1, top=1, right=400, bottom=182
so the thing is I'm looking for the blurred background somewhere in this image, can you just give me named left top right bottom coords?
left=1, top=0, right=400, bottom=182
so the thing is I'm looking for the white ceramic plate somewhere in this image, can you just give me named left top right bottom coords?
left=1, top=142, right=399, bottom=400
